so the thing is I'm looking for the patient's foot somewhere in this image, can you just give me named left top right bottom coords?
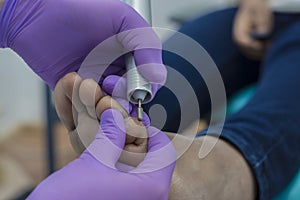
left=96, top=96, right=148, bottom=166
left=54, top=73, right=148, bottom=166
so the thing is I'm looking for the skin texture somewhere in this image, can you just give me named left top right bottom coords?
left=55, top=73, right=256, bottom=199
left=54, top=73, right=148, bottom=166
left=165, top=133, right=256, bottom=200
left=233, top=0, right=273, bottom=60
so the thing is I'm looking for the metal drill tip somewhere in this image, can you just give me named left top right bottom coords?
left=137, top=99, right=143, bottom=121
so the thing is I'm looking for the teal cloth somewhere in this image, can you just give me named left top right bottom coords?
left=227, top=85, right=300, bottom=200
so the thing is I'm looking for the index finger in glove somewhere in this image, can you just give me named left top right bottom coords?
left=102, top=75, right=150, bottom=126
left=115, top=3, right=167, bottom=92
left=87, top=109, right=126, bottom=168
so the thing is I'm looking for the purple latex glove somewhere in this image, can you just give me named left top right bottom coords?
left=0, top=0, right=166, bottom=96
left=102, top=75, right=151, bottom=126
left=27, top=109, right=176, bottom=200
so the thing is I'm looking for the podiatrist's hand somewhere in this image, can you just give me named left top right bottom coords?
left=233, top=0, right=273, bottom=60
left=0, top=0, right=166, bottom=90
left=54, top=72, right=149, bottom=157
left=28, top=109, right=176, bottom=200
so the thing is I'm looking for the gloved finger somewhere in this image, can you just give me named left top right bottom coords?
left=115, top=97, right=132, bottom=115
left=116, top=3, right=167, bottom=95
left=79, top=78, right=104, bottom=120
left=134, top=54, right=167, bottom=91
left=95, top=95, right=146, bottom=149
left=87, top=109, right=126, bottom=167
left=132, top=127, right=176, bottom=174
left=103, top=75, right=150, bottom=126
left=54, top=72, right=85, bottom=131
left=102, top=75, right=133, bottom=114
left=102, top=75, right=127, bottom=99
left=115, top=162, right=135, bottom=172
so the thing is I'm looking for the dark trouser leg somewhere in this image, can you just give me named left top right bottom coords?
left=145, top=8, right=260, bottom=132
left=203, top=15, right=300, bottom=199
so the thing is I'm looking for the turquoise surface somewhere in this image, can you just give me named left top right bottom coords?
left=227, top=85, right=300, bottom=200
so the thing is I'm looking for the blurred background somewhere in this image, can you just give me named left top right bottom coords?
left=0, top=1, right=237, bottom=198
left=1, top=0, right=299, bottom=199
left=0, top=49, right=78, bottom=198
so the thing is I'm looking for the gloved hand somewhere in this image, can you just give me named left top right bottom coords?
left=27, top=109, right=176, bottom=200
left=0, top=0, right=166, bottom=90
left=0, top=0, right=166, bottom=154
left=101, top=74, right=151, bottom=122
left=54, top=73, right=150, bottom=154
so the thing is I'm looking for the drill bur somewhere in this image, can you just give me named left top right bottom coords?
left=137, top=99, right=143, bottom=121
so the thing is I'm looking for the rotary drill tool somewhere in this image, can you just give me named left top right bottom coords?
left=122, top=0, right=153, bottom=121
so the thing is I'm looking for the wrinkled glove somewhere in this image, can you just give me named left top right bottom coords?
left=28, top=109, right=176, bottom=200
left=0, top=0, right=166, bottom=92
